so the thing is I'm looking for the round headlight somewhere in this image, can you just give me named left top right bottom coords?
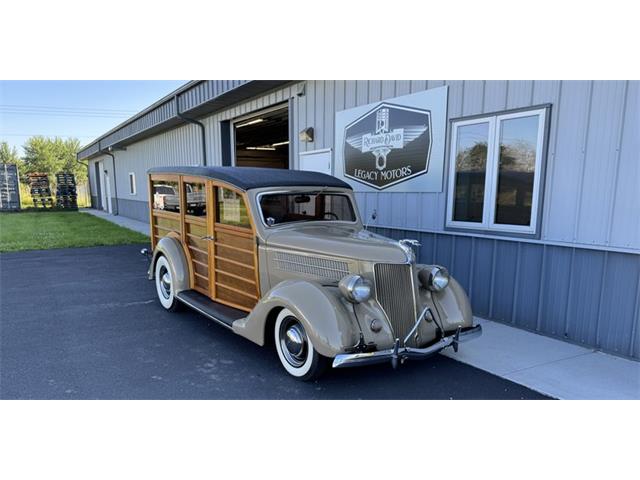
left=419, top=266, right=450, bottom=292
left=339, top=274, right=372, bottom=303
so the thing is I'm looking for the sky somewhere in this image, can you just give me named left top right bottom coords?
left=0, top=80, right=187, bottom=155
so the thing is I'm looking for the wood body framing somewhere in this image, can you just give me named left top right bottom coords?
left=148, top=173, right=260, bottom=312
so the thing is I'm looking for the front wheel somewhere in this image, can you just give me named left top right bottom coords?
left=274, top=309, right=329, bottom=381
left=154, top=255, right=180, bottom=311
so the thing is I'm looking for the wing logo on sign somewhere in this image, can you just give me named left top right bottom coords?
left=343, top=103, right=432, bottom=189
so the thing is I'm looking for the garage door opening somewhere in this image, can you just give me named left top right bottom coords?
left=234, top=105, right=289, bottom=169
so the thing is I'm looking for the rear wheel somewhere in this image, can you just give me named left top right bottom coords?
left=155, top=255, right=180, bottom=311
left=274, top=308, right=328, bottom=381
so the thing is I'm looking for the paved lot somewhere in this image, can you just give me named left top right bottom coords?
left=0, top=245, right=549, bottom=399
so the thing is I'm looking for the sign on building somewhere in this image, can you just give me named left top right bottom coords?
left=334, top=86, right=448, bottom=192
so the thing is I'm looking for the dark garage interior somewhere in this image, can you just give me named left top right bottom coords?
left=234, top=105, right=289, bottom=169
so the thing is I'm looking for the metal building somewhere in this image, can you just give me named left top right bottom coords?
left=78, top=80, right=640, bottom=359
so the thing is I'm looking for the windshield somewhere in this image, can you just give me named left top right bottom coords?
left=260, top=192, right=356, bottom=226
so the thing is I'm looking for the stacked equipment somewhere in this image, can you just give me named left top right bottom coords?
left=27, top=173, right=54, bottom=208
left=55, top=173, right=78, bottom=210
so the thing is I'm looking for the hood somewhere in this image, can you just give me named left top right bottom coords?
left=264, top=224, right=409, bottom=263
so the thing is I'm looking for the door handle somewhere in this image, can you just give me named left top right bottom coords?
left=201, top=235, right=215, bottom=241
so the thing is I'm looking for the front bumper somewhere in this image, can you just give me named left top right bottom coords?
left=332, top=324, right=482, bottom=369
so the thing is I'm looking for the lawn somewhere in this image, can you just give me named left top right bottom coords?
left=0, top=211, right=149, bottom=252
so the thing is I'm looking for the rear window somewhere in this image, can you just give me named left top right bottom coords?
left=152, top=181, right=179, bottom=212
left=260, top=192, right=356, bottom=226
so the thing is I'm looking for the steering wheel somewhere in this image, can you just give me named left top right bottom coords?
left=323, top=212, right=339, bottom=220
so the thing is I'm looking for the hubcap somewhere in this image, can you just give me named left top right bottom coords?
left=279, top=317, right=308, bottom=368
left=159, top=266, right=171, bottom=299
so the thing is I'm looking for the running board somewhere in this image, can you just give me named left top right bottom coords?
left=176, top=290, right=246, bottom=329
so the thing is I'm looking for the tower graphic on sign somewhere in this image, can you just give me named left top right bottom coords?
left=376, top=108, right=389, bottom=134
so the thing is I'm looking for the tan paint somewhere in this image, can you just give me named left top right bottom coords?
left=232, top=280, right=360, bottom=358
left=148, top=235, right=191, bottom=295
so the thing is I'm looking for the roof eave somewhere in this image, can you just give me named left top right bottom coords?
left=77, top=80, right=294, bottom=161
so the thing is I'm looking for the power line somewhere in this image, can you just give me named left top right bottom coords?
left=1, top=133, right=98, bottom=137
left=0, top=111, right=131, bottom=119
left=0, top=104, right=138, bottom=114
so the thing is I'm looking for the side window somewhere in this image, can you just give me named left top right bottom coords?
left=184, top=182, right=206, bottom=217
left=216, top=187, right=250, bottom=228
left=128, top=172, right=136, bottom=195
left=152, top=180, right=180, bottom=213
left=447, top=107, right=547, bottom=235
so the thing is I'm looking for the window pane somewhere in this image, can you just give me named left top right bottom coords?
left=152, top=180, right=179, bottom=212
left=260, top=193, right=355, bottom=225
left=184, top=182, right=206, bottom=216
left=216, top=187, right=250, bottom=228
left=495, top=115, right=539, bottom=226
left=453, top=122, right=489, bottom=222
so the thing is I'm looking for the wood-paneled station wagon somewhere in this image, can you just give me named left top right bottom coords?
left=144, top=166, right=481, bottom=380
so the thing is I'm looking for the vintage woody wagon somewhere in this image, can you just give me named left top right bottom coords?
left=145, top=166, right=482, bottom=380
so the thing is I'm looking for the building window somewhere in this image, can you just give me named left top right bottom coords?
left=128, top=172, right=136, bottom=195
left=446, top=107, right=547, bottom=235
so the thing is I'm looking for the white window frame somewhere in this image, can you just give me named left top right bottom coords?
left=446, top=108, right=547, bottom=235
left=128, top=172, right=136, bottom=195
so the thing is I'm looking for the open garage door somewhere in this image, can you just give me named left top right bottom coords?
left=234, top=105, right=289, bottom=169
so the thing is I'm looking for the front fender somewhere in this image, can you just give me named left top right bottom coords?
left=416, top=263, right=473, bottom=331
left=148, top=235, right=190, bottom=295
left=232, top=280, right=359, bottom=358
left=432, top=276, right=473, bottom=330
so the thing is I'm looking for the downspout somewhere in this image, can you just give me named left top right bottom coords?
left=175, top=95, right=207, bottom=166
left=76, top=151, right=91, bottom=208
left=102, top=148, right=120, bottom=216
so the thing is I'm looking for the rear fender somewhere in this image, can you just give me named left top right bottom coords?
left=232, top=280, right=359, bottom=358
left=148, top=235, right=190, bottom=295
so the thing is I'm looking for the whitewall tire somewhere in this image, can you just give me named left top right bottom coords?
left=274, top=308, right=328, bottom=381
left=155, top=255, right=179, bottom=311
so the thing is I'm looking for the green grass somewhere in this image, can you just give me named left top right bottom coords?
left=0, top=211, right=149, bottom=252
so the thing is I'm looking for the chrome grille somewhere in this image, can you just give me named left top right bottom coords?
left=274, top=251, right=349, bottom=281
left=374, top=263, right=417, bottom=345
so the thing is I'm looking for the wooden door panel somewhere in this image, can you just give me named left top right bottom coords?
left=210, top=185, right=259, bottom=312
left=181, top=179, right=210, bottom=296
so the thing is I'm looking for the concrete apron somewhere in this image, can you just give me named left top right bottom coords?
left=443, top=317, right=640, bottom=399
left=81, top=208, right=150, bottom=236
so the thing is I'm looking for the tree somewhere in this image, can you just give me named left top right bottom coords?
left=21, top=136, right=86, bottom=183
left=0, top=141, right=20, bottom=165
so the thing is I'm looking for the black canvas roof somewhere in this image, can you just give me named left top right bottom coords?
left=147, top=166, right=351, bottom=191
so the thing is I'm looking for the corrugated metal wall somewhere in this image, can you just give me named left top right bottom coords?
left=89, top=80, right=640, bottom=253
left=91, top=122, right=203, bottom=205
left=290, top=80, right=639, bottom=254
left=373, top=227, right=640, bottom=359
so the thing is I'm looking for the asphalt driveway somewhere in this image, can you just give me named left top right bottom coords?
left=0, top=244, right=549, bottom=399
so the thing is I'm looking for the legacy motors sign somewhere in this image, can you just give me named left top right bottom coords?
left=335, top=87, right=447, bottom=193
left=344, top=104, right=432, bottom=189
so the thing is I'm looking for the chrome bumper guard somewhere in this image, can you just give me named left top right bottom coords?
left=332, top=324, right=482, bottom=369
